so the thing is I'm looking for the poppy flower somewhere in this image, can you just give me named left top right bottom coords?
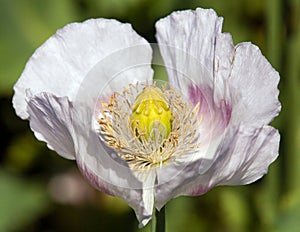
left=13, top=8, right=280, bottom=227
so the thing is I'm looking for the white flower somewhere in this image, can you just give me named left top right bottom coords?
left=13, top=8, right=280, bottom=227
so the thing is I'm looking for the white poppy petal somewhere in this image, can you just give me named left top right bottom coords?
left=27, top=93, right=75, bottom=159
left=156, top=8, right=280, bottom=127
left=72, top=99, right=153, bottom=225
left=155, top=158, right=213, bottom=210
left=155, top=8, right=232, bottom=97
left=155, top=8, right=233, bottom=140
left=216, top=125, right=280, bottom=185
left=229, top=43, right=281, bottom=126
left=74, top=43, right=153, bottom=111
left=13, top=18, right=152, bottom=120
left=214, top=32, right=235, bottom=100
left=156, top=8, right=222, bottom=85
left=155, top=124, right=279, bottom=209
left=187, top=125, right=279, bottom=193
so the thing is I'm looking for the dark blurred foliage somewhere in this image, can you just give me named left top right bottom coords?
left=0, top=0, right=299, bottom=231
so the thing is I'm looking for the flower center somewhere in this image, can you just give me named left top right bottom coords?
left=97, top=83, right=201, bottom=170
left=130, top=86, right=173, bottom=143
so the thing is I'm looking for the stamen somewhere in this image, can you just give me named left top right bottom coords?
left=97, top=83, right=201, bottom=170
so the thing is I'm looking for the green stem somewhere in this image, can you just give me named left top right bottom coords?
left=151, top=206, right=166, bottom=232
left=151, top=208, right=156, bottom=232
left=156, top=206, right=165, bottom=232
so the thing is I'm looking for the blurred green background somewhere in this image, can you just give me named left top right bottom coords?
left=0, top=0, right=299, bottom=231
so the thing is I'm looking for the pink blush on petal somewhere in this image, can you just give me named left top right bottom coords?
left=188, top=185, right=211, bottom=196
left=188, top=84, right=232, bottom=137
left=220, top=99, right=232, bottom=127
left=188, top=85, right=212, bottom=118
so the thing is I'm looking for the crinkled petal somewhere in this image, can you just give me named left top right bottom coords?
left=155, top=157, right=212, bottom=210
left=215, top=125, right=279, bottom=185
left=155, top=8, right=233, bottom=143
left=229, top=43, right=281, bottom=126
left=13, top=18, right=152, bottom=119
left=13, top=17, right=154, bottom=224
left=155, top=8, right=222, bottom=81
left=156, top=8, right=280, bottom=128
left=155, top=125, right=279, bottom=209
left=27, top=93, right=75, bottom=159
left=155, top=8, right=231, bottom=99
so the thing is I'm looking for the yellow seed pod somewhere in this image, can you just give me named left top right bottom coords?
left=130, top=86, right=173, bottom=141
